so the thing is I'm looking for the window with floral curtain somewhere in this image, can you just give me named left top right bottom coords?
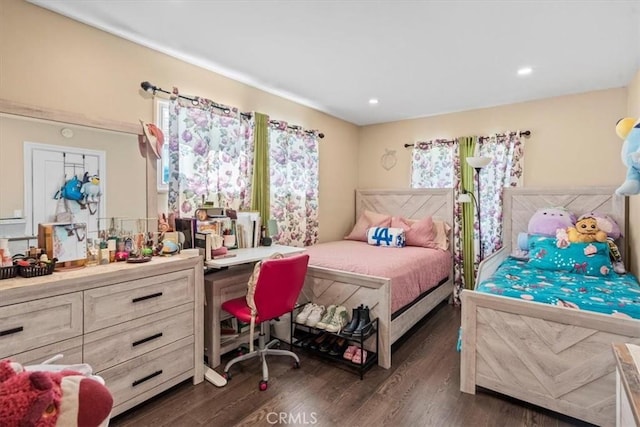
left=410, top=139, right=466, bottom=301
left=476, top=133, right=524, bottom=258
left=167, top=99, right=255, bottom=217
left=269, top=122, right=319, bottom=247
left=410, top=134, right=524, bottom=303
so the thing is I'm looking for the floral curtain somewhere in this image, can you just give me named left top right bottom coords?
left=411, top=140, right=467, bottom=301
left=269, top=123, right=319, bottom=247
left=167, top=99, right=255, bottom=217
left=477, top=133, right=524, bottom=258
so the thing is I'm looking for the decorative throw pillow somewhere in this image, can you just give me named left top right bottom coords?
left=366, top=227, right=406, bottom=247
left=345, top=210, right=391, bottom=242
left=528, top=235, right=612, bottom=276
left=390, top=216, right=435, bottom=247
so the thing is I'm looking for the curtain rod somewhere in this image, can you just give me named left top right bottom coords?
left=140, top=81, right=252, bottom=119
left=269, top=119, right=325, bottom=139
left=404, top=130, right=531, bottom=148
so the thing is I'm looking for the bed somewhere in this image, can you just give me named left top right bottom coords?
left=460, top=186, right=640, bottom=426
left=301, top=188, right=455, bottom=369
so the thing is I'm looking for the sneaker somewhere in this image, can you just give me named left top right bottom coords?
left=295, top=303, right=315, bottom=324
left=315, top=305, right=336, bottom=330
left=325, top=306, right=348, bottom=333
left=305, top=305, right=325, bottom=327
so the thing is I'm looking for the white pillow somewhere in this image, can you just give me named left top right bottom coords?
left=366, top=227, right=406, bottom=247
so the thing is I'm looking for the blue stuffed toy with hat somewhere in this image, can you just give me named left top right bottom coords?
left=615, top=117, right=640, bottom=196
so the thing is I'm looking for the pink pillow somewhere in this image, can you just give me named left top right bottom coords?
left=345, top=210, right=392, bottom=241
left=391, top=216, right=436, bottom=248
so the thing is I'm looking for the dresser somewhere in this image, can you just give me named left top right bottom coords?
left=0, top=253, right=204, bottom=417
left=613, top=343, right=640, bottom=427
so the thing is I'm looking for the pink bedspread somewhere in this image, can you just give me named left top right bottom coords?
left=305, top=240, right=452, bottom=313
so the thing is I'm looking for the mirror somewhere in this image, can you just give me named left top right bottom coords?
left=0, top=112, right=151, bottom=254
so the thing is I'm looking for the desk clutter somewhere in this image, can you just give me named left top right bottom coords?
left=0, top=216, right=185, bottom=279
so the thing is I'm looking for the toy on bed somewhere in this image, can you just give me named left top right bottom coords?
left=615, top=117, right=640, bottom=196
left=514, top=207, right=576, bottom=257
left=566, top=216, right=607, bottom=243
left=0, top=359, right=113, bottom=427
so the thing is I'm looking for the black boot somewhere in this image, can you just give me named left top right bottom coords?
left=352, top=306, right=372, bottom=338
left=341, top=305, right=362, bottom=336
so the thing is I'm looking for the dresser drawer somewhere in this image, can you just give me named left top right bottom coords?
left=84, top=304, right=194, bottom=372
left=0, top=293, right=83, bottom=357
left=99, top=336, right=194, bottom=408
left=7, top=336, right=83, bottom=366
left=84, top=270, right=194, bottom=332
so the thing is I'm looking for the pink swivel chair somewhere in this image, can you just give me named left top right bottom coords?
left=221, top=254, right=309, bottom=390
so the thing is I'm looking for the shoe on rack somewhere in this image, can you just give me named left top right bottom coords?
left=329, top=337, right=348, bottom=357
left=342, top=305, right=363, bottom=336
left=319, top=335, right=338, bottom=353
left=352, top=348, right=368, bottom=365
left=315, top=305, right=336, bottom=330
left=309, top=332, right=330, bottom=351
left=305, top=305, right=325, bottom=328
left=351, top=306, right=373, bottom=338
left=325, top=306, right=348, bottom=333
left=343, top=345, right=358, bottom=361
left=295, top=303, right=315, bottom=324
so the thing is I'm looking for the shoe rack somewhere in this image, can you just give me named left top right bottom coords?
left=290, top=305, right=378, bottom=380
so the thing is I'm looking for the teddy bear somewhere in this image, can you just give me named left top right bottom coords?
left=566, top=217, right=608, bottom=243
left=0, top=359, right=113, bottom=427
left=614, top=117, right=640, bottom=196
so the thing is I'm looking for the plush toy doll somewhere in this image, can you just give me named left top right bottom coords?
left=527, top=207, right=576, bottom=236
left=80, top=173, right=101, bottom=204
left=567, top=217, right=608, bottom=243
left=615, top=117, right=640, bottom=196
left=578, top=211, right=621, bottom=239
left=0, top=360, right=112, bottom=427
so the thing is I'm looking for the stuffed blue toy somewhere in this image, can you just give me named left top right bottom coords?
left=615, top=117, right=640, bottom=196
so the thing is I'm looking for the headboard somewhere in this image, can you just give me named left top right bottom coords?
left=355, top=188, right=454, bottom=232
left=503, top=187, right=628, bottom=264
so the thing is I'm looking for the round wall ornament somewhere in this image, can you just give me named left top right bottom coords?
left=381, top=148, right=397, bottom=171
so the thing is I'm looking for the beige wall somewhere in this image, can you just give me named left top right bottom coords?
left=358, top=88, right=627, bottom=189
left=626, top=69, right=640, bottom=276
left=0, top=115, right=147, bottom=221
left=0, top=0, right=359, bottom=242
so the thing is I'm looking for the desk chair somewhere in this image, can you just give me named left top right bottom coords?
left=221, top=253, right=309, bottom=390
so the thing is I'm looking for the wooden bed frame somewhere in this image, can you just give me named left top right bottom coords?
left=301, top=188, right=455, bottom=369
left=460, top=186, right=640, bottom=426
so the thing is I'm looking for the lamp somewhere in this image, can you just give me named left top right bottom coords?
left=462, top=156, right=492, bottom=260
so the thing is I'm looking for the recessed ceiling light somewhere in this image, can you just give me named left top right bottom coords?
left=369, top=98, right=379, bottom=105
left=517, top=67, right=533, bottom=76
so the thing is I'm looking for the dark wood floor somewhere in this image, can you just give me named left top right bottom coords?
left=111, top=303, right=591, bottom=427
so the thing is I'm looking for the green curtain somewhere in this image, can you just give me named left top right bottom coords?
left=251, top=112, right=270, bottom=223
left=460, top=136, right=477, bottom=289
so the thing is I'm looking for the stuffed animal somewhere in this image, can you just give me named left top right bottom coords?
left=567, top=217, right=608, bottom=243
left=615, top=117, right=640, bottom=196
left=80, top=173, right=101, bottom=204
left=578, top=211, right=621, bottom=239
left=528, top=207, right=576, bottom=236
left=0, top=359, right=112, bottom=427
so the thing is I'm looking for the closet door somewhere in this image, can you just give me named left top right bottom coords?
left=25, top=142, right=105, bottom=240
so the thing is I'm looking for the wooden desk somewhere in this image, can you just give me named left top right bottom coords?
left=612, top=343, right=640, bottom=427
left=204, top=245, right=305, bottom=368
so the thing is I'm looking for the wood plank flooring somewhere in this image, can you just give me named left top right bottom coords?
left=110, top=302, right=592, bottom=427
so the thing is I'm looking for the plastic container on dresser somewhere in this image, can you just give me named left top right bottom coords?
left=290, top=305, right=378, bottom=380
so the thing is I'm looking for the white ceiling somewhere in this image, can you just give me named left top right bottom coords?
left=29, top=0, right=640, bottom=126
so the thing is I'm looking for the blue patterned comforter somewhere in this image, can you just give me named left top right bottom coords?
left=476, top=257, right=640, bottom=319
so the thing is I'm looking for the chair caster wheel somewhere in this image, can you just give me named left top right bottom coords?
left=223, top=372, right=231, bottom=381
left=293, top=361, right=300, bottom=369
left=259, top=380, right=268, bottom=391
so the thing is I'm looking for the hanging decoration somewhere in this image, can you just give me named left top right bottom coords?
left=380, top=148, right=397, bottom=171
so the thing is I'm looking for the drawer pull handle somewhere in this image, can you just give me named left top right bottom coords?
left=132, top=370, right=163, bottom=387
left=132, top=292, right=163, bottom=303
left=132, top=332, right=163, bottom=347
left=0, top=326, right=24, bottom=337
